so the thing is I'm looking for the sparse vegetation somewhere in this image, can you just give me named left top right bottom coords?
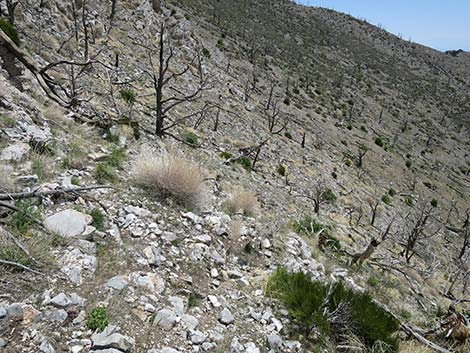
left=89, top=208, right=106, bottom=231
left=0, top=18, right=20, bottom=46
left=375, top=137, right=385, bottom=148
left=266, top=268, right=399, bottom=351
left=95, top=163, right=118, bottom=183
left=86, top=307, right=109, bottom=331
left=277, top=164, right=286, bottom=176
left=133, top=152, right=206, bottom=209
left=182, top=130, right=199, bottom=145
left=11, top=201, right=42, bottom=234
left=225, top=189, right=259, bottom=216
left=382, top=194, right=392, bottom=206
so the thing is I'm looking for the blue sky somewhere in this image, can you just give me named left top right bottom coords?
left=295, top=0, right=470, bottom=51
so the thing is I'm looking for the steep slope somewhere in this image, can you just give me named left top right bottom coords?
left=0, top=1, right=469, bottom=353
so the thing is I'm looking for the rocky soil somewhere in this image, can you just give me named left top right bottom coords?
left=0, top=1, right=469, bottom=353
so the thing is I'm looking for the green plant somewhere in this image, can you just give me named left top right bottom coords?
left=106, top=147, right=126, bottom=168
left=71, top=176, right=80, bottom=185
left=236, top=157, right=252, bottom=171
left=182, top=131, right=199, bottom=145
left=220, top=151, right=233, bottom=160
left=293, top=87, right=300, bottom=94
left=344, top=159, right=352, bottom=167
left=86, top=307, right=109, bottom=331
left=430, top=199, right=438, bottom=207
left=360, top=125, right=368, bottom=133
left=381, top=194, right=392, bottom=206
left=277, top=164, right=286, bottom=176
left=31, top=154, right=50, bottom=182
left=331, top=171, right=337, bottom=179
left=119, top=89, right=136, bottom=105
left=388, top=188, right=396, bottom=197
left=367, top=276, right=380, bottom=287
left=283, top=97, right=291, bottom=105
left=0, top=245, right=31, bottom=269
left=202, top=47, right=211, bottom=58
left=284, top=131, right=293, bottom=139
left=95, top=163, right=118, bottom=183
left=405, top=195, right=414, bottom=207
left=105, top=131, right=120, bottom=144
left=0, top=18, right=20, bottom=46
left=347, top=124, right=353, bottom=130
left=89, top=208, right=106, bottom=231
left=0, top=114, right=16, bottom=128
left=11, top=201, right=42, bottom=234
left=216, top=38, right=224, bottom=49
left=244, top=242, right=254, bottom=254
left=405, top=160, right=412, bottom=169
left=321, top=188, right=337, bottom=203
left=374, top=137, right=384, bottom=147
left=291, top=216, right=326, bottom=237
left=265, top=268, right=329, bottom=334
left=188, top=292, right=203, bottom=308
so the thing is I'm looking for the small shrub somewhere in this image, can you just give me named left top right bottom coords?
left=360, top=125, right=368, bottom=133
left=331, top=171, right=337, bottom=179
left=106, top=147, right=126, bottom=168
left=31, top=154, right=51, bottom=182
left=347, top=124, right=353, bottom=130
left=220, top=151, right=233, bottom=160
left=216, top=38, right=224, bottom=49
left=405, top=160, right=412, bottom=168
left=375, top=137, right=384, bottom=147
left=0, top=18, right=20, bottom=46
left=284, top=131, right=293, bottom=139
left=388, top=188, right=396, bottom=197
left=86, top=307, right=109, bottom=331
left=344, top=159, right=352, bottom=167
left=244, top=242, right=254, bottom=254
left=292, top=216, right=325, bottom=237
left=89, top=208, right=105, bottom=231
left=188, top=292, right=203, bottom=308
left=225, top=189, right=259, bottom=217
left=95, top=163, right=118, bottom=183
left=0, top=114, right=16, bottom=128
left=133, top=152, right=206, bottom=209
left=119, top=89, right=136, bottom=105
left=202, top=47, right=210, bottom=58
left=236, top=157, right=252, bottom=171
left=71, top=176, right=80, bottom=186
left=430, top=199, right=438, bottom=207
left=381, top=194, right=392, bottom=206
left=182, top=131, right=199, bottom=145
left=367, top=276, right=380, bottom=287
left=105, top=131, right=120, bottom=144
left=321, top=188, right=337, bottom=203
left=277, top=164, right=286, bottom=176
left=405, top=195, right=414, bottom=207
left=283, top=97, right=291, bottom=105
left=293, top=87, right=300, bottom=94
left=265, top=268, right=399, bottom=353
left=11, top=201, right=42, bottom=234
left=0, top=244, right=31, bottom=270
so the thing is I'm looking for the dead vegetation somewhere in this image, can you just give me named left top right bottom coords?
left=133, top=151, right=207, bottom=209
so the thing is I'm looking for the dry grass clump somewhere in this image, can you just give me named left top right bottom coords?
left=0, top=164, right=14, bottom=193
left=133, top=152, right=206, bottom=209
left=225, top=189, right=259, bottom=216
left=399, top=341, right=432, bottom=353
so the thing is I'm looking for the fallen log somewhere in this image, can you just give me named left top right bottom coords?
left=0, top=186, right=113, bottom=201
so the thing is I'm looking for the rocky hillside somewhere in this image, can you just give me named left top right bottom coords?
left=0, top=1, right=469, bottom=353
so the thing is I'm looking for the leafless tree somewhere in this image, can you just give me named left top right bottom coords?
left=305, top=179, right=336, bottom=214
left=5, top=0, right=18, bottom=24
left=367, top=196, right=381, bottom=226
left=351, top=217, right=395, bottom=267
left=400, top=202, right=441, bottom=263
left=141, top=23, right=211, bottom=136
left=355, top=144, right=368, bottom=168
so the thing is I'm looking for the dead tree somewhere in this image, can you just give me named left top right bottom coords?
left=142, top=23, right=210, bottom=136
left=109, top=0, right=118, bottom=22
left=457, top=209, right=469, bottom=260
left=367, top=197, right=380, bottom=226
left=5, top=0, right=18, bottom=24
left=265, top=99, right=288, bottom=134
left=306, top=179, right=336, bottom=214
left=355, top=144, right=368, bottom=168
left=400, top=202, right=440, bottom=263
left=350, top=217, right=395, bottom=267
